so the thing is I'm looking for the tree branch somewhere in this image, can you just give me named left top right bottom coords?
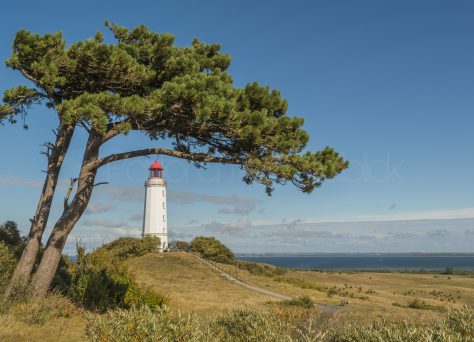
left=95, top=148, right=243, bottom=169
left=79, top=120, right=91, bottom=133
left=64, top=178, right=78, bottom=210
left=93, top=181, right=109, bottom=187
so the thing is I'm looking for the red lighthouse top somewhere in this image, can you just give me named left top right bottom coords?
left=149, top=160, right=164, bottom=179
left=149, top=160, right=163, bottom=171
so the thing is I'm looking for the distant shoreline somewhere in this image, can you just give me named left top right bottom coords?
left=236, top=254, right=474, bottom=271
left=236, top=253, right=474, bottom=257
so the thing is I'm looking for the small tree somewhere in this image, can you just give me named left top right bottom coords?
left=168, top=240, right=190, bottom=251
left=191, top=236, right=235, bottom=264
left=0, top=221, right=23, bottom=248
left=2, top=23, right=348, bottom=297
left=176, top=241, right=191, bottom=252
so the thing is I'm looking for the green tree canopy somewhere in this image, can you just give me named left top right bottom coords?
left=191, top=236, right=235, bottom=264
left=1, top=22, right=348, bottom=195
left=0, top=221, right=23, bottom=248
left=1, top=22, right=348, bottom=297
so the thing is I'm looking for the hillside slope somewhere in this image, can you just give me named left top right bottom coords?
left=124, top=252, right=282, bottom=314
left=126, top=252, right=474, bottom=324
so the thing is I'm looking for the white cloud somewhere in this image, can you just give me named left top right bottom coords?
left=204, top=220, right=252, bottom=236
left=85, top=203, right=116, bottom=214
left=111, top=228, right=141, bottom=236
left=98, top=184, right=260, bottom=215
left=351, top=207, right=474, bottom=222
left=426, top=229, right=450, bottom=237
left=129, top=213, right=143, bottom=221
left=82, top=219, right=129, bottom=228
left=0, top=176, right=42, bottom=188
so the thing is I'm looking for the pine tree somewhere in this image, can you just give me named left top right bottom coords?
left=1, top=22, right=348, bottom=297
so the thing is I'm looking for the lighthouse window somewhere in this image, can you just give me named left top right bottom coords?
left=163, top=215, right=165, bottom=222
left=163, top=202, right=165, bottom=209
left=162, top=190, right=164, bottom=196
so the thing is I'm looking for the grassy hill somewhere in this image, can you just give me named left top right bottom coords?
left=126, top=252, right=474, bottom=323
left=1, top=251, right=473, bottom=341
left=123, top=252, right=281, bottom=314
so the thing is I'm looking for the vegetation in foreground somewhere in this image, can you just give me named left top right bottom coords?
left=1, top=225, right=473, bottom=341
left=86, top=305, right=474, bottom=341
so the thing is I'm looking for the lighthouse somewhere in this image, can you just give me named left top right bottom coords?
left=142, top=160, right=168, bottom=251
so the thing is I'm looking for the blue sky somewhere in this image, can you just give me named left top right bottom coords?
left=1, top=0, right=473, bottom=254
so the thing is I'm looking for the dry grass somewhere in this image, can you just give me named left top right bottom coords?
left=0, top=294, right=87, bottom=342
left=219, top=260, right=474, bottom=324
left=127, top=253, right=474, bottom=324
left=124, top=252, right=281, bottom=314
left=0, top=314, right=87, bottom=342
left=1, top=252, right=472, bottom=341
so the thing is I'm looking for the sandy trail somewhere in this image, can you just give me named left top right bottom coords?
left=191, top=253, right=339, bottom=313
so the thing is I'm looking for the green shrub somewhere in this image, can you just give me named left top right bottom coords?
left=406, top=298, right=444, bottom=312
left=331, top=306, right=473, bottom=342
left=86, top=306, right=209, bottom=342
left=124, top=284, right=168, bottom=310
left=190, top=236, right=234, bottom=264
left=327, top=287, right=338, bottom=297
left=100, top=236, right=161, bottom=260
left=442, top=306, right=474, bottom=337
left=214, top=306, right=280, bottom=341
left=84, top=305, right=474, bottom=342
left=67, top=244, right=167, bottom=312
left=51, top=254, right=73, bottom=293
left=0, top=221, right=25, bottom=258
left=280, top=295, right=314, bottom=309
left=0, top=241, right=16, bottom=295
left=274, top=276, right=324, bottom=291
left=237, top=260, right=287, bottom=277
left=443, top=267, right=455, bottom=275
left=169, top=240, right=191, bottom=251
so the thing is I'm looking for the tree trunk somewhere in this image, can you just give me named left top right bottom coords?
left=31, top=131, right=102, bottom=297
left=3, top=124, right=74, bottom=300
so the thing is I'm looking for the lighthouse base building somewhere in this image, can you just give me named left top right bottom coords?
left=142, top=161, right=168, bottom=251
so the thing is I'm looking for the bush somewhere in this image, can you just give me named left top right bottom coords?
left=100, top=236, right=161, bottom=260
left=327, top=287, right=338, bottom=297
left=0, top=221, right=25, bottom=258
left=280, top=295, right=314, bottom=309
left=214, top=307, right=280, bottom=341
left=237, top=260, right=287, bottom=277
left=86, top=306, right=209, bottom=342
left=86, top=305, right=328, bottom=342
left=443, top=267, right=455, bottom=275
left=406, top=298, right=443, bottom=312
left=169, top=240, right=191, bottom=251
left=442, top=306, right=474, bottom=337
left=67, top=243, right=167, bottom=312
left=190, top=236, right=234, bottom=264
left=83, top=304, right=474, bottom=342
left=274, top=276, right=324, bottom=291
left=331, top=306, right=473, bottom=342
left=0, top=241, right=16, bottom=295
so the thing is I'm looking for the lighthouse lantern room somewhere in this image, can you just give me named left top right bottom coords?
left=142, top=160, right=168, bottom=251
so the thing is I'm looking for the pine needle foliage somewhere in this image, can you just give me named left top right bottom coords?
left=1, top=22, right=348, bottom=194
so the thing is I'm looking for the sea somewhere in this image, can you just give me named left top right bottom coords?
left=236, top=255, right=474, bottom=270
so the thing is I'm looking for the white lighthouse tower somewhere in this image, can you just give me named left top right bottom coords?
left=142, top=160, right=168, bottom=251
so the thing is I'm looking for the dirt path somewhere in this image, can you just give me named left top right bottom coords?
left=191, top=254, right=339, bottom=314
